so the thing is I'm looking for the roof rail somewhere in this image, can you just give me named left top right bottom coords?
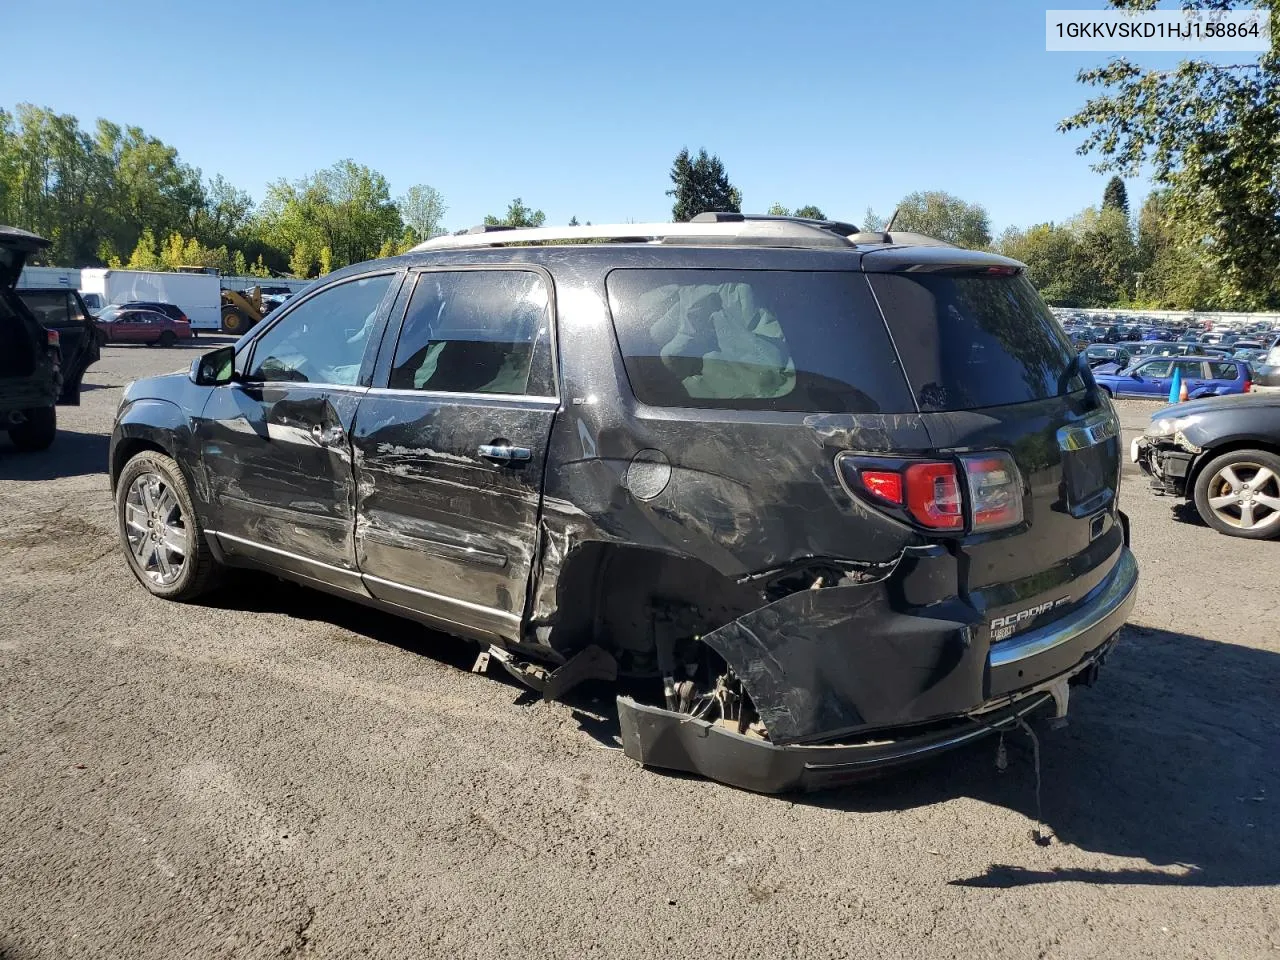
left=689, top=211, right=862, bottom=236
left=412, top=218, right=857, bottom=251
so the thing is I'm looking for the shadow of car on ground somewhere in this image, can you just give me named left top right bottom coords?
left=0, top=429, right=109, bottom=480
left=188, top=577, right=1280, bottom=891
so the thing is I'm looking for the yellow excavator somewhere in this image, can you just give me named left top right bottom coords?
left=219, top=288, right=266, bottom=335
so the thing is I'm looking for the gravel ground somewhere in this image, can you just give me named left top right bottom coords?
left=1, top=343, right=1277, bottom=959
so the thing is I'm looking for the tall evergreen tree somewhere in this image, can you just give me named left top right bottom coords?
left=667, top=148, right=741, bottom=221
left=1102, top=176, right=1129, bottom=215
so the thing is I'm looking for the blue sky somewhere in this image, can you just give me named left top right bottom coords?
left=1, top=0, right=1214, bottom=233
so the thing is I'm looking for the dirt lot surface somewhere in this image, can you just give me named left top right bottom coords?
left=1, top=342, right=1277, bottom=959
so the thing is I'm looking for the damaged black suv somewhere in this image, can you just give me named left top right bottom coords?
left=110, top=213, right=1138, bottom=792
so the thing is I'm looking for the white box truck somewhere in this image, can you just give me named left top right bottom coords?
left=79, top=269, right=223, bottom=331
left=16, top=266, right=81, bottom=290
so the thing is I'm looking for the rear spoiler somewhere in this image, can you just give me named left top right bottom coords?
left=859, top=246, right=1024, bottom=274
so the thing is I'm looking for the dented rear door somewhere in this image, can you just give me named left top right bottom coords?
left=350, top=266, right=559, bottom=642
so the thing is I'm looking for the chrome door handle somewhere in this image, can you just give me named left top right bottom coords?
left=311, top=424, right=346, bottom=446
left=479, top=444, right=532, bottom=462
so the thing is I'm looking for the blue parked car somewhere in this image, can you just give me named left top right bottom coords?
left=1093, top=356, right=1253, bottom=399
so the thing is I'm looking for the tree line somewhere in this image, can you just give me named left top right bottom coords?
left=5, top=4, right=1277, bottom=311
left=0, top=104, right=449, bottom=279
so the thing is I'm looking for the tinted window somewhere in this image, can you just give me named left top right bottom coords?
left=1208, top=361, right=1239, bottom=380
left=867, top=272, right=1083, bottom=411
left=248, top=274, right=393, bottom=384
left=18, top=291, right=71, bottom=327
left=1141, top=360, right=1173, bottom=377
left=388, top=270, right=553, bottom=396
left=606, top=269, right=914, bottom=413
left=1174, top=360, right=1206, bottom=379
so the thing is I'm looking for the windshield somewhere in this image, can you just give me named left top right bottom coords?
left=868, top=271, right=1085, bottom=412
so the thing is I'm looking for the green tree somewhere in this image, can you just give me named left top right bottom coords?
left=126, top=228, right=161, bottom=270
left=767, top=203, right=791, bottom=216
left=483, top=197, right=546, bottom=228
left=249, top=255, right=272, bottom=279
left=869, top=191, right=992, bottom=248
left=794, top=205, right=826, bottom=220
left=667, top=147, right=741, bottom=221
left=258, top=160, right=402, bottom=271
left=398, top=184, right=447, bottom=241
left=289, top=240, right=315, bottom=278
left=1060, top=0, right=1280, bottom=307
left=1102, top=175, right=1128, bottom=215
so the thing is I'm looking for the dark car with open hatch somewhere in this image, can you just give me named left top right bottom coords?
left=2, top=226, right=101, bottom=451
left=108, top=213, right=1139, bottom=793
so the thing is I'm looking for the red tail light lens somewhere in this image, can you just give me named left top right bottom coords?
left=960, top=452, right=1024, bottom=531
left=904, top=462, right=963, bottom=529
left=861, top=470, right=904, bottom=505
left=45, top=329, right=60, bottom=347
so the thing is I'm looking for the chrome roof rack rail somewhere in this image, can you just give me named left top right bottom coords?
left=412, top=216, right=859, bottom=251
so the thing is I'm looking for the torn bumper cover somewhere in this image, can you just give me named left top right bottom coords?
left=619, top=548, right=1138, bottom=793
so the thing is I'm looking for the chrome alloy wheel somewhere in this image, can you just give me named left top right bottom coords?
left=123, top=472, right=189, bottom=585
left=1205, top=461, right=1280, bottom=532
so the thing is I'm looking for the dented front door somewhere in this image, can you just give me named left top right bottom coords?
left=198, top=382, right=364, bottom=587
left=195, top=271, right=399, bottom=591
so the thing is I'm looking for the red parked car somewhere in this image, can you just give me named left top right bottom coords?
left=94, top=305, right=193, bottom=346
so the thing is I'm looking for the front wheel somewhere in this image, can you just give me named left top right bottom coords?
left=116, top=451, right=222, bottom=599
left=1192, top=449, right=1280, bottom=540
left=221, top=308, right=248, bottom=335
left=8, top=406, right=56, bottom=451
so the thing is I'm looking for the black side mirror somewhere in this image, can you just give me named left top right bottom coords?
left=191, top=345, right=237, bottom=386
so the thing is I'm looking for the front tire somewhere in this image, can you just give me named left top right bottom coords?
left=221, top=308, right=248, bottom=335
left=8, top=406, right=56, bottom=451
left=1192, top=449, right=1280, bottom=540
left=116, top=451, right=222, bottom=600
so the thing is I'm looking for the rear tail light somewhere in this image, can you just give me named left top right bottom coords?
left=838, top=452, right=1024, bottom=534
left=178, top=312, right=190, bottom=323
left=45, top=329, right=60, bottom=348
left=904, top=462, right=963, bottom=529
left=860, top=470, right=904, bottom=505
left=959, top=452, right=1024, bottom=531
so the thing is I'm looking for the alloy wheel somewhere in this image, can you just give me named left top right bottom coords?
left=1205, top=462, right=1280, bottom=532
left=123, top=472, right=189, bottom=585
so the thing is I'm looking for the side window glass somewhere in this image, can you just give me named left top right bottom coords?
left=1175, top=360, right=1204, bottom=379
left=1208, top=361, right=1238, bottom=380
left=1142, top=360, right=1173, bottom=378
left=388, top=270, right=553, bottom=396
left=248, top=274, right=393, bottom=385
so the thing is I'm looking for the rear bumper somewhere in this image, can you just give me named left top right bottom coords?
left=619, top=548, right=1138, bottom=793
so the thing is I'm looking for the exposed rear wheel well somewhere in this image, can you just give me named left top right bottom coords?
left=544, top=543, right=766, bottom=676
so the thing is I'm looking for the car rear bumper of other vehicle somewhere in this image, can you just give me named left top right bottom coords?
left=619, top=547, right=1138, bottom=793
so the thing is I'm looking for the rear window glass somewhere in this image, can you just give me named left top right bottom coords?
left=868, top=272, right=1084, bottom=411
left=17, top=290, right=70, bottom=326
left=605, top=269, right=914, bottom=414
